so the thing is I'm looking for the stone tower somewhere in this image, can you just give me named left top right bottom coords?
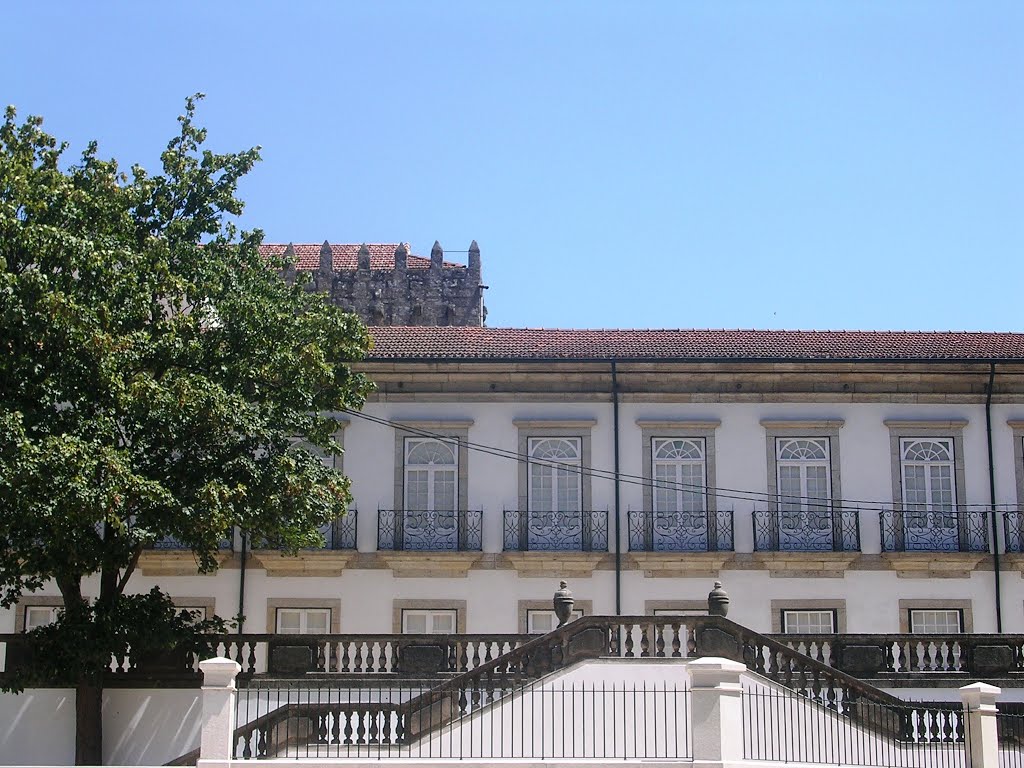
left=260, top=240, right=486, bottom=326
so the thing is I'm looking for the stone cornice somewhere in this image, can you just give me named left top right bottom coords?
left=512, top=419, right=598, bottom=428
left=392, top=419, right=475, bottom=430
left=760, top=419, right=845, bottom=429
left=749, top=552, right=860, bottom=578
left=627, top=552, right=734, bottom=578
left=635, top=419, right=721, bottom=430
left=501, top=552, right=612, bottom=578
left=880, top=552, right=988, bottom=578
left=376, top=551, right=482, bottom=578
left=250, top=550, right=354, bottom=577
left=137, top=550, right=233, bottom=577
left=883, top=419, right=969, bottom=429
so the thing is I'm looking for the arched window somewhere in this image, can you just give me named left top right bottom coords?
left=404, top=438, right=457, bottom=512
left=528, top=438, right=581, bottom=512
left=776, top=438, right=831, bottom=514
left=652, top=438, right=706, bottom=514
left=900, top=439, right=955, bottom=513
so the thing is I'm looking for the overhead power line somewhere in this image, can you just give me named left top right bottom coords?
left=340, top=409, right=1002, bottom=513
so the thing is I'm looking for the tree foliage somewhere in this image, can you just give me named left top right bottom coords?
left=0, top=95, right=372, bottom=757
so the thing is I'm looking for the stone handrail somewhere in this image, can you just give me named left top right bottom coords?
left=396, top=614, right=913, bottom=741
left=773, top=633, right=1024, bottom=679
left=0, top=632, right=530, bottom=679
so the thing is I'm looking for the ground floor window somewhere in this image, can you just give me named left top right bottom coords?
left=781, top=609, right=836, bottom=634
left=526, top=609, right=582, bottom=634
left=23, top=605, right=59, bottom=631
left=402, top=609, right=457, bottom=634
left=276, top=607, right=331, bottom=635
left=909, top=608, right=963, bottom=634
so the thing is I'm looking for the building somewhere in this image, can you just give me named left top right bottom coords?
left=259, top=241, right=486, bottom=326
left=7, top=320, right=1024, bottom=765
left=8, top=326, right=1021, bottom=640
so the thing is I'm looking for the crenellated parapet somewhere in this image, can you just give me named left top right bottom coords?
left=265, top=240, right=486, bottom=326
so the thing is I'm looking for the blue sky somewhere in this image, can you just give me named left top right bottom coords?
left=4, top=2, right=1021, bottom=330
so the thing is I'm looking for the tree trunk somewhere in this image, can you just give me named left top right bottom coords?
left=75, top=679, right=103, bottom=765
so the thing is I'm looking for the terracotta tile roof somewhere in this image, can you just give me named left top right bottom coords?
left=366, top=327, right=1024, bottom=362
left=258, top=243, right=463, bottom=271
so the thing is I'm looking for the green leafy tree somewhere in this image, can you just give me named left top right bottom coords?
left=0, top=95, right=373, bottom=764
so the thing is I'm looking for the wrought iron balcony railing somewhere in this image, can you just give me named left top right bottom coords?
left=246, top=511, right=357, bottom=551
left=879, top=508, right=989, bottom=552
left=319, top=511, right=357, bottom=550
left=627, top=509, right=733, bottom=552
left=752, top=507, right=860, bottom=552
left=1004, top=509, right=1024, bottom=553
left=152, top=532, right=234, bottom=551
left=502, top=509, right=608, bottom=552
left=377, top=509, right=482, bottom=551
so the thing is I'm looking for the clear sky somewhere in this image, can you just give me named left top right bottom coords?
left=4, top=2, right=1021, bottom=331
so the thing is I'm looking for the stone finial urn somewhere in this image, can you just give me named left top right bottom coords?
left=707, top=581, right=730, bottom=617
left=553, top=580, right=575, bottom=627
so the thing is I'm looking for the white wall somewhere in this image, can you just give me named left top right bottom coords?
left=0, top=688, right=200, bottom=766
left=4, top=395, right=1024, bottom=639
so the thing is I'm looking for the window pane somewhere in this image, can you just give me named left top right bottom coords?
left=403, top=612, right=428, bottom=634
left=25, top=606, right=58, bottom=631
left=910, top=609, right=963, bottom=634
left=782, top=610, right=835, bottom=634
left=276, top=609, right=302, bottom=634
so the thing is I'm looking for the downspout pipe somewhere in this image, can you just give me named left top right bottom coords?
left=611, top=360, right=622, bottom=616
left=986, top=362, right=1003, bottom=632
left=237, top=530, right=247, bottom=634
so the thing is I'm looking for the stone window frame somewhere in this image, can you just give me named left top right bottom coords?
left=637, top=421, right=720, bottom=514
left=514, top=419, right=596, bottom=513
left=761, top=420, right=845, bottom=512
left=392, top=599, right=467, bottom=634
left=517, top=598, right=593, bottom=634
left=392, top=420, right=473, bottom=512
left=13, top=595, right=64, bottom=633
left=770, top=599, right=848, bottom=634
left=1007, top=420, right=1024, bottom=508
left=265, top=597, right=341, bottom=634
left=884, top=420, right=968, bottom=511
left=898, top=598, right=973, bottom=633
left=643, top=599, right=707, bottom=616
left=170, top=596, right=216, bottom=621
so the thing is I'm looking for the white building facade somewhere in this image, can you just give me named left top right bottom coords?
left=6, top=327, right=1024, bottom=640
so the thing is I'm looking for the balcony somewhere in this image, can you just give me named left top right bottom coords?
left=152, top=533, right=234, bottom=551
left=752, top=508, right=860, bottom=552
left=879, top=508, right=988, bottom=552
left=377, top=509, right=482, bottom=551
left=503, top=509, right=608, bottom=552
left=1004, top=509, right=1024, bottom=553
left=627, top=509, right=733, bottom=552
left=318, top=511, right=357, bottom=550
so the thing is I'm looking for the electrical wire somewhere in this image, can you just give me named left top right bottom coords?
left=340, top=408, right=1003, bottom=514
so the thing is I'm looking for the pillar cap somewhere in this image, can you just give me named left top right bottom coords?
left=199, top=656, right=241, bottom=687
left=960, top=681, right=1001, bottom=707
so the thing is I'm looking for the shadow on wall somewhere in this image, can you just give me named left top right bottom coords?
left=0, top=688, right=201, bottom=766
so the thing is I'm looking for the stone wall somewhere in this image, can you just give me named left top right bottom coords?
left=282, top=241, right=485, bottom=326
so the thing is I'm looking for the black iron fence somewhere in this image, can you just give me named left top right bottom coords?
left=627, top=508, right=733, bottom=552
left=999, top=706, right=1024, bottom=768
left=233, top=677, right=690, bottom=760
left=743, top=684, right=969, bottom=767
left=503, top=509, right=609, bottom=551
left=377, top=509, right=482, bottom=551
left=879, top=509, right=989, bottom=552
left=752, top=507, right=860, bottom=551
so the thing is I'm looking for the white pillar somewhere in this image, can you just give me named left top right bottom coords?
left=198, top=657, right=242, bottom=768
left=689, top=656, right=746, bottom=766
left=960, top=681, right=1001, bottom=768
